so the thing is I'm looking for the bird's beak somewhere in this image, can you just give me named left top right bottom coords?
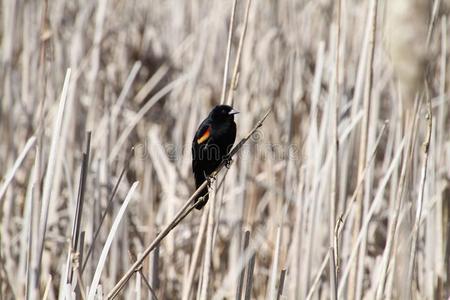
left=228, top=109, right=240, bottom=115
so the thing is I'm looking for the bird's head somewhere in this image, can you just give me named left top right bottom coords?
left=209, top=105, right=239, bottom=122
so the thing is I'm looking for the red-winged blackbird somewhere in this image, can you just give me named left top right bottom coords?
left=192, top=105, right=239, bottom=209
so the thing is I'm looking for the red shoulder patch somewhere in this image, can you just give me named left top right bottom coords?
left=197, top=127, right=211, bottom=144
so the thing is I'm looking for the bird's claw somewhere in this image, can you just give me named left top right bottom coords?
left=206, top=175, right=216, bottom=187
left=224, top=156, right=233, bottom=169
left=204, top=171, right=216, bottom=187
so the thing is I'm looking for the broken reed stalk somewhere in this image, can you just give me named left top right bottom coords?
left=276, top=269, right=287, bottom=300
left=67, top=132, right=91, bottom=285
left=106, top=108, right=271, bottom=299
left=243, top=253, right=256, bottom=300
left=267, top=226, right=282, bottom=299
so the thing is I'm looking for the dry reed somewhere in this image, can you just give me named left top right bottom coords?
left=0, top=0, right=448, bottom=299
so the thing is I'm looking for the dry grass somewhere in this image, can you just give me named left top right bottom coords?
left=0, top=0, right=449, bottom=299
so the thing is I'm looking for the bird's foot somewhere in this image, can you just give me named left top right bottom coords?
left=224, top=155, right=233, bottom=169
left=206, top=175, right=216, bottom=188
left=203, top=171, right=216, bottom=187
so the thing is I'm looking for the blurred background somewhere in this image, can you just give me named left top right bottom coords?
left=0, top=0, right=449, bottom=299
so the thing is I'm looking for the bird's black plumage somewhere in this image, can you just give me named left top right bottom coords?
left=192, top=105, right=238, bottom=209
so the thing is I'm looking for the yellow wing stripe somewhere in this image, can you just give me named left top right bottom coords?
left=197, top=127, right=211, bottom=144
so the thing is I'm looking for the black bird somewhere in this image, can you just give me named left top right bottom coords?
left=192, top=105, right=239, bottom=209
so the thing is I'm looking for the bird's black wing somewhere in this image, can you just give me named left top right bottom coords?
left=192, top=120, right=211, bottom=172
